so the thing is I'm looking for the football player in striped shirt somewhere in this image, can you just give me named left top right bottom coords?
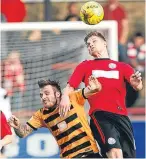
left=8, top=76, right=102, bottom=158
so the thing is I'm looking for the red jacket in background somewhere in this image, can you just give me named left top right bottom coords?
left=1, top=0, right=26, bottom=22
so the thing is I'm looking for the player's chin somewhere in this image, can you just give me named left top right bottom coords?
left=92, top=53, right=100, bottom=58
left=43, top=102, right=52, bottom=108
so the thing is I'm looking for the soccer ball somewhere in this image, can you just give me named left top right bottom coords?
left=80, top=1, right=104, bottom=25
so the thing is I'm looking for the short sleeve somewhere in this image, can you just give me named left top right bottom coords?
left=27, top=110, right=44, bottom=130
left=122, top=63, right=134, bottom=83
left=1, top=111, right=12, bottom=139
left=68, top=61, right=86, bottom=88
left=69, top=90, right=86, bottom=106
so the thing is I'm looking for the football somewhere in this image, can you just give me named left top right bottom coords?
left=80, top=1, right=104, bottom=25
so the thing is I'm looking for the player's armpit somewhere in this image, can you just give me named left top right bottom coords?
left=14, top=123, right=34, bottom=138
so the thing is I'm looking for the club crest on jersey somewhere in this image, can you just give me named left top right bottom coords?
left=57, top=121, right=67, bottom=132
left=108, top=63, right=116, bottom=69
left=108, top=137, right=116, bottom=145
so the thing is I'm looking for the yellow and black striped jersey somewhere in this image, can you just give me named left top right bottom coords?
left=27, top=89, right=99, bottom=158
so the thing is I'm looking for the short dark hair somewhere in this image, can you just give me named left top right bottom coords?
left=134, top=32, right=144, bottom=38
left=38, top=79, right=62, bottom=95
left=84, top=31, right=106, bottom=45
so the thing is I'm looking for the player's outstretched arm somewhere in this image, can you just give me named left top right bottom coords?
left=130, top=71, right=143, bottom=91
left=0, top=135, right=13, bottom=150
left=59, top=84, right=74, bottom=117
left=8, top=115, right=33, bottom=138
left=84, top=76, right=102, bottom=98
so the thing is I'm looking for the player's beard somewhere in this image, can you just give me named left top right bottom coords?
left=43, top=94, right=58, bottom=108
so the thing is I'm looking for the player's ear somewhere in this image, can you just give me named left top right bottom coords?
left=56, top=92, right=61, bottom=98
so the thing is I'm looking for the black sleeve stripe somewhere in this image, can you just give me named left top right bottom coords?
left=82, top=88, right=88, bottom=99
left=26, top=122, right=37, bottom=131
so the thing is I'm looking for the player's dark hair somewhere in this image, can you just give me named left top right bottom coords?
left=84, top=31, right=106, bottom=45
left=38, top=79, right=62, bottom=95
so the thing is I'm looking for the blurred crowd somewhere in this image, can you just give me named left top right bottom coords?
left=0, top=0, right=145, bottom=116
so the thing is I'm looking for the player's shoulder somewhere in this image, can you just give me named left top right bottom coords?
left=80, top=59, right=93, bottom=64
left=114, top=61, right=134, bottom=72
left=34, top=108, right=43, bottom=116
left=109, top=60, right=130, bottom=67
left=70, top=89, right=82, bottom=97
left=76, top=60, right=92, bottom=69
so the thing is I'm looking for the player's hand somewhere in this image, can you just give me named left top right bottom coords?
left=88, top=76, right=102, bottom=92
left=130, top=71, right=142, bottom=89
left=59, top=95, right=71, bottom=117
left=8, top=115, right=20, bottom=129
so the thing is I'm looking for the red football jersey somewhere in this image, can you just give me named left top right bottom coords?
left=68, top=59, right=134, bottom=116
left=0, top=111, right=12, bottom=139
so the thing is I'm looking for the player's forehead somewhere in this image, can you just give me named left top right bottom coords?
left=40, top=85, right=54, bottom=93
left=87, top=36, right=101, bottom=43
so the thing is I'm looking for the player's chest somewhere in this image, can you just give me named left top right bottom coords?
left=84, top=63, right=123, bottom=86
left=42, top=106, right=79, bottom=132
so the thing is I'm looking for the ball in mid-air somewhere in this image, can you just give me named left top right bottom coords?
left=80, top=1, right=104, bottom=25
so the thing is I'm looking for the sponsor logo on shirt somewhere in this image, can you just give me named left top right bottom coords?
left=92, top=70, right=119, bottom=79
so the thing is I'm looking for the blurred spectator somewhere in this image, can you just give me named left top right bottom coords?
left=64, top=2, right=80, bottom=21
left=3, top=51, right=25, bottom=109
left=104, top=0, right=129, bottom=62
left=65, top=14, right=80, bottom=21
left=28, top=30, right=42, bottom=42
left=126, top=32, right=145, bottom=107
left=127, top=32, right=145, bottom=75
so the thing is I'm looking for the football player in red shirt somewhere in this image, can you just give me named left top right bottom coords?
left=59, top=31, right=143, bottom=158
left=0, top=111, right=12, bottom=153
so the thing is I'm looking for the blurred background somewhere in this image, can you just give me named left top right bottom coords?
left=0, top=0, right=145, bottom=158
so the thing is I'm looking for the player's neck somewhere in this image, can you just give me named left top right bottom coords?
left=96, top=50, right=109, bottom=58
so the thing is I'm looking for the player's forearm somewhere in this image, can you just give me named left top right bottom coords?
left=120, top=19, right=129, bottom=44
left=0, top=135, right=13, bottom=147
left=63, top=84, right=74, bottom=96
left=14, top=124, right=32, bottom=138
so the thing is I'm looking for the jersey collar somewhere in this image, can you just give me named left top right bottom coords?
left=94, top=58, right=110, bottom=60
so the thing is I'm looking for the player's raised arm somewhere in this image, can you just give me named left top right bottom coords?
left=8, top=115, right=34, bottom=138
left=83, top=76, right=102, bottom=98
left=59, top=84, right=74, bottom=117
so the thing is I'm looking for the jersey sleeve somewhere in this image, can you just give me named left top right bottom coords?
left=1, top=111, right=12, bottom=139
left=68, top=61, right=86, bottom=88
left=69, top=90, right=86, bottom=106
left=120, top=6, right=127, bottom=19
left=27, top=110, right=44, bottom=130
left=122, top=63, right=135, bottom=83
